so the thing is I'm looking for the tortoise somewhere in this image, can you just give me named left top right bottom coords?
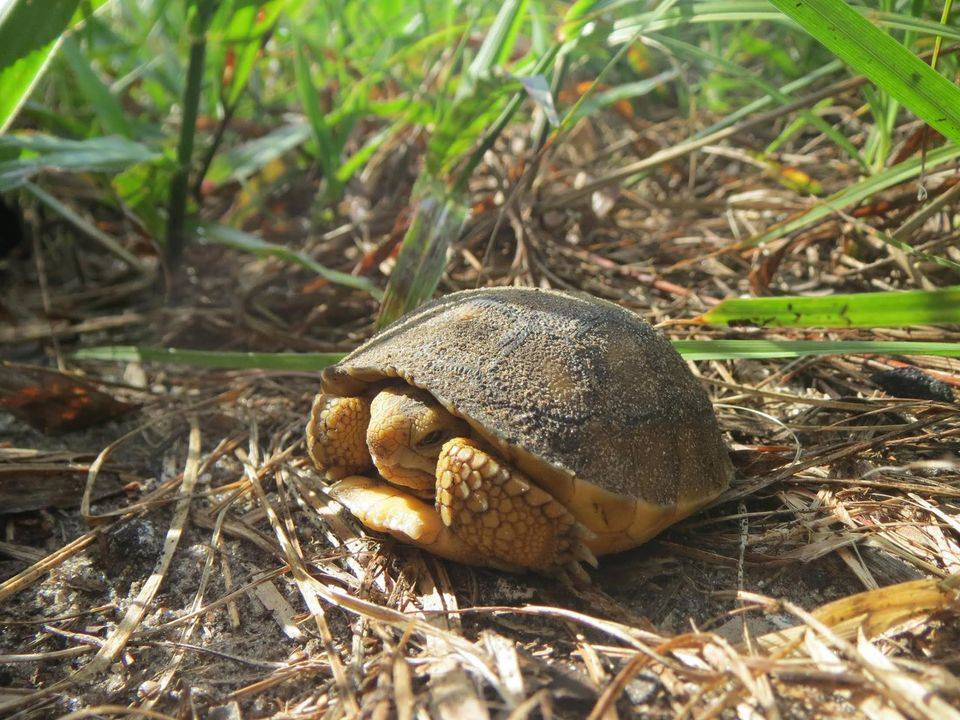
left=307, top=287, right=732, bottom=580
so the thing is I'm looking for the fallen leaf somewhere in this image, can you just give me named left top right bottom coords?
left=0, top=363, right=136, bottom=434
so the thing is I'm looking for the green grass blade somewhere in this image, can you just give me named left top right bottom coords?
left=24, top=181, right=146, bottom=271
left=164, top=0, right=216, bottom=266
left=746, top=142, right=960, bottom=247
left=697, top=60, right=844, bottom=138
left=465, top=0, right=529, bottom=87
left=0, top=164, right=35, bottom=192
left=375, top=187, right=469, bottom=328
left=451, top=45, right=559, bottom=190
left=427, top=74, right=522, bottom=178
left=565, top=70, right=678, bottom=126
left=609, top=3, right=960, bottom=45
left=674, top=339, right=960, bottom=360
left=518, top=75, right=559, bottom=126
left=196, top=222, right=383, bottom=300
left=294, top=39, right=342, bottom=199
left=381, top=28, right=558, bottom=329
left=767, top=0, right=960, bottom=146
left=59, top=35, right=132, bottom=137
left=561, top=0, right=609, bottom=42
left=699, top=286, right=960, bottom=329
left=220, top=0, right=288, bottom=107
left=75, top=340, right=960, bottom=369
left=73, top=346, right=344, bottom=371
left=843, top=211, right=960, bottom=275
left=650, top=33, right=865, bottom=168
left=0, top=133, right=159, bottom=167
left=335, top=124, right=396, bottom=185
left=205, top=122, right=311, bottom=186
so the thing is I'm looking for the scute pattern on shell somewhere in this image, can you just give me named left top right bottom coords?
left=321, top=287, right=732, bottom=505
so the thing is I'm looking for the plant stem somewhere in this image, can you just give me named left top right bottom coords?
left=164, top=0, right=215, bottom=267
left=192, top=98, right=236, bottom=203
left=192, top=27, right=277, bottom=202
left=931, top=0, right=955, bottom=70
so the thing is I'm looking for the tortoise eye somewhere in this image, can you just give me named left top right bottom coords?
left=418, top=430, right=444, bottom=447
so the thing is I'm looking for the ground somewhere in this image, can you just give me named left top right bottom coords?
left=1, top=104, right=959, bottom=719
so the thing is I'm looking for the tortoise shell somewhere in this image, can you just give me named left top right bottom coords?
left=320, top=287, right=732, bottom=550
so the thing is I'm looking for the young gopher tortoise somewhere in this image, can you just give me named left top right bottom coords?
left=307, top=287, right=732, bottom=581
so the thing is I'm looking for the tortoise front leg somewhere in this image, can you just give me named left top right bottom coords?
left=307, top=394, right=372, bottom=479
left=312, top=394, right=501, bottom=568
left=435, top=438, right=598, bottom=581
left=329, top=477, right=481, bottom=565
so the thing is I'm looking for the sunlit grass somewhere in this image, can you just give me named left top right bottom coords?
left=76, top=338, right=960, bottom=369
left=700, top=286, right=960, bottom=329
left=2, top=0, right=958, bottom=353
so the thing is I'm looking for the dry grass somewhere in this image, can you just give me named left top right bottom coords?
left=2, top=88, right=959, bottom=720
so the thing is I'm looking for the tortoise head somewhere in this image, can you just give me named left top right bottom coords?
left=366, top=385, right=470, bottom=495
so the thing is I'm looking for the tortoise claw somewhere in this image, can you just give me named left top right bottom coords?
left=573, top=542, right=599, bottom=569
left=564, top=560, right=592, bottom=587
left=573, top=523, right=598, bottom=541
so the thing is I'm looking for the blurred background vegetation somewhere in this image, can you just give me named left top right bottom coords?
left=1, top=0, right=958, bottom=360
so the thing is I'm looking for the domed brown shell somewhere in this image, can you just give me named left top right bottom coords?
left=320, top=287, right=732, bottom=530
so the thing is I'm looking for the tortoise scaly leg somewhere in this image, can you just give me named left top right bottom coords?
left=307, top=394, right=372, bottom=479
left=329, top=477, right=480, bottom=565
left=312, top=392, right=496, bottom=567
left=435, top=438, right=598, bottom=580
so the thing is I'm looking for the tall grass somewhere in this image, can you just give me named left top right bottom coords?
left=0, top=0, right=957, bottom=335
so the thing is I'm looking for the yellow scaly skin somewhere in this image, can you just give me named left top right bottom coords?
left=307, top=385, right=597, bottom=580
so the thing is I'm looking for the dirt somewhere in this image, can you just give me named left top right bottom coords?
left=3, top=106, right=960, bottom=718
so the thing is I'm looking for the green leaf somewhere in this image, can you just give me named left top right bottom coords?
left=673, top=339, right=960, bottom=361
left=746, top=141, right=960, bottom=247
left=0, top=0, right=80, bottom=131
left=0, top=133, right=160, bottom=191
left=196, top=222, right=383, bottom=299
left=73, top=346, right=344, bottom=371
left=699, top=286, right=960, bottom=329
left=767, top=0, right=960, bottom=146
